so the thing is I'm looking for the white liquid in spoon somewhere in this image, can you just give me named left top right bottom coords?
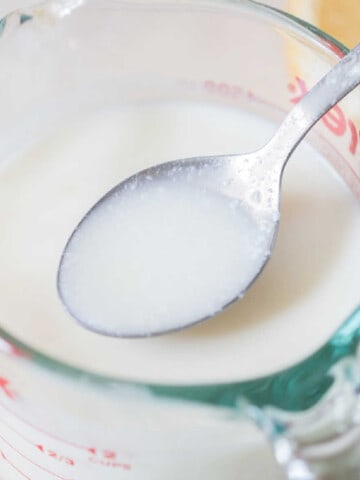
left=59, top=177, right=270, bottom=336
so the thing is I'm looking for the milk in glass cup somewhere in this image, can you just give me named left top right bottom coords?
left=0, top=1, right=359, bottom=479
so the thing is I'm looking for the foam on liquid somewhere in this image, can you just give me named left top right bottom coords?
left=0, top=101, right=359, bottom=383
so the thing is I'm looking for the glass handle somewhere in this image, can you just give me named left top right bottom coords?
left=241, top=307, right=360, bottom=480
left=149, top=307, right=360, bottom=479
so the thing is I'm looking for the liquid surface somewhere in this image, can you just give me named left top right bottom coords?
left=59, top=175, right=269, bottom=336
left=0, top=101, right=359, bottom=383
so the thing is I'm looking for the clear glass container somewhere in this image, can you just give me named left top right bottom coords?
left=0, top=1, right=359, bottom=479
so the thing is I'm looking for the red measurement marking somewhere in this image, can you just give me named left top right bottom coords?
left=0, top=377, right=17, bottom=400
left=288, top=76, right=360, bottom=157
left=0, top=400, right=87, bottom=452
left=348, top=119, right=359, bottom=155
left=0, top=338, right=29, bottom=358
left=288, top=76, right=307, bottom=104
left=0, top=415, right=35, bottom=449
left=203, top=80, right=255, bottom=101
left=247, top=89, right=256, bottom=100
left=103, top=450, right=116, bottom=460
left=1, top=451, right=31, bottom=480
left=0, top=433, right=73, bottom=480
left=0, top=401, right=132, bottom=470
left=202, top=79, right=287, bottom=118
left=87, top=448, right=132, bottom=471
left=36, top=445, right=75, bottom=466
left=89, top=455, right=131, bottom=470
left=324, top=40, right=345, bottom=58
left=203, top=80, right=243, bottom=98
left=206, top=76, right=360, bottom=162
left=322, top=105, right=346, bottom=135
left=88, top=448, right=116, bottom=460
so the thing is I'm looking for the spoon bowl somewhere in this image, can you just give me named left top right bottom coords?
left=58, top=152, right=280, bottom=337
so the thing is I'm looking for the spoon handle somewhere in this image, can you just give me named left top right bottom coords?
left=267, top=43, right=360, bottom=167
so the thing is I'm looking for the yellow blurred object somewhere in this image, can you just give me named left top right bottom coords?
left=286, top=0, right=360, bottom=197
left=288, top=0, right=360, bottom=48
left=286, top=0, right=360, bottom=118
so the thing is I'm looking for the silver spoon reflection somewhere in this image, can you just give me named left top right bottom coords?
left=58, top=44, right=360, bottom=338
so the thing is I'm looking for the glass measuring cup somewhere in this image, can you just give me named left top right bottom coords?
left=0, top=0, right=359, bottom=478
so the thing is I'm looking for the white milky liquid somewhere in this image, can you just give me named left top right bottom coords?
left=0, top=101, right=359, bottom=383
left=59, top=175, right=269, bottom=336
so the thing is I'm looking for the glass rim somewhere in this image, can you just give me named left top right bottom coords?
left=0, top=0, right=351, bottom=398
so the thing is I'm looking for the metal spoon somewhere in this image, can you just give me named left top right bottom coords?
left=58, top=43, right=360, bottom=338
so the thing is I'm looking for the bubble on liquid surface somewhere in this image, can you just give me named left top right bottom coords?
left=250, top=190, right=262, bottom=204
